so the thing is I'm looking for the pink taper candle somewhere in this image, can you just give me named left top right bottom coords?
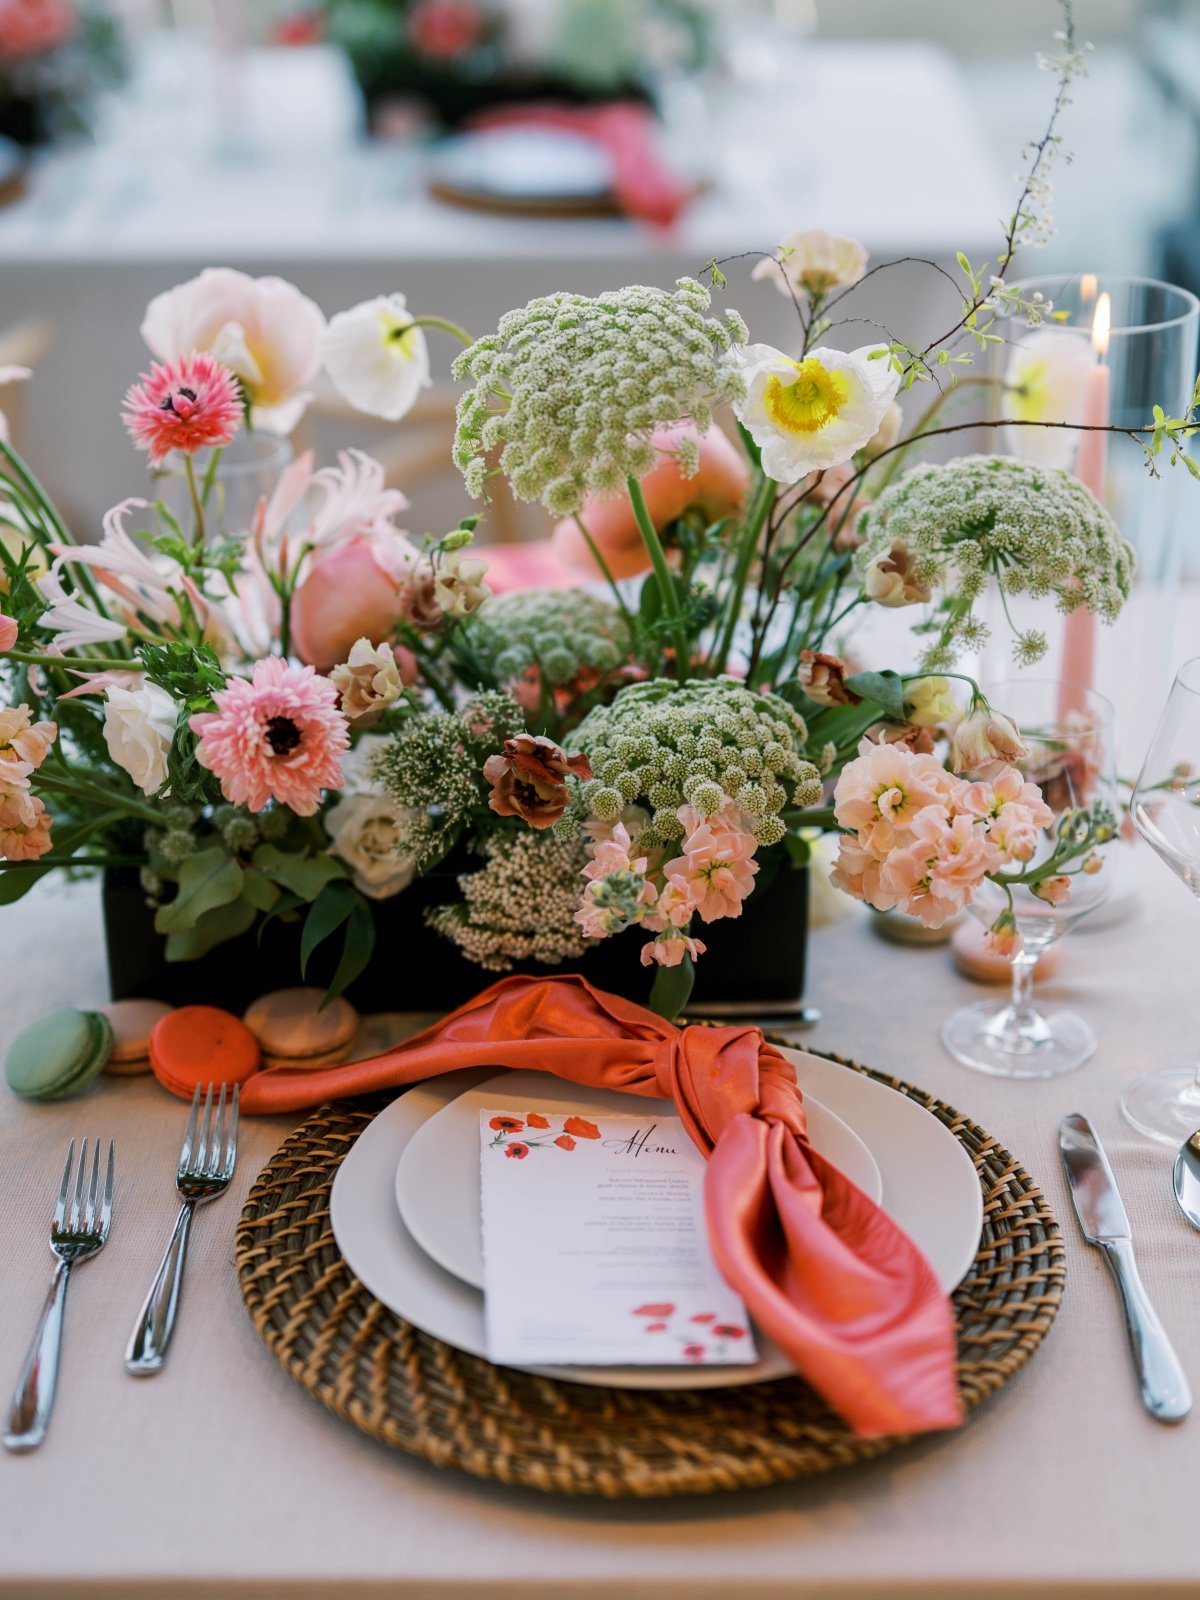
left=1059, top=291, right=1111, bottom=719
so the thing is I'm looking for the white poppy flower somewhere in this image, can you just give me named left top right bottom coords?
left=103, top=680, right=178, bottom=796
left=1002, top=329, right=1093, bottom=469
left=321, top=294, right=432, bottom=423
left=752, top=230, right=868, bottom=298
left=141, top=268, right=326, bottom=435
left=734, top=342, right=901, bottom=484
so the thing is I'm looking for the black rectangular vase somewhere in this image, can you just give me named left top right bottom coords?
left=103, top=861, right=809, bottom=1016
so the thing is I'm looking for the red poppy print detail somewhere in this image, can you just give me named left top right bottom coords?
left=526, top=1112, right=550, bottom=1129
left=713, top=1324, right=746, bottom=1339
left=504, top=1143, right=529, bottom=1160
left=644, top=1322, right=668, bottom=1333
left=489, top=1115, right=524, bottom=1132
left=554, top=1134, right=576, bottom=1151
left=563, top=1116, right=601, bottom=1140
left=690, top=1313, right=715, bottom=1324
left=632, top=1303, right=676, bottom=1318
left=682, top=1344, right=707, bottom=1361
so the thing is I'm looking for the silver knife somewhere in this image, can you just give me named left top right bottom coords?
left=1059, top=1112, right=1191, bottom=1422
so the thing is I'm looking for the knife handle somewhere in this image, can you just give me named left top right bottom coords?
left=1098, top=1238, right=1192, bottom=1422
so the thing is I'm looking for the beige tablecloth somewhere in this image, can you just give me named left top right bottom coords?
left=1, top=859, right=1199, bottom=1598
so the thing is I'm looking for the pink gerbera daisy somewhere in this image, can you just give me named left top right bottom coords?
left=189, top=657, right=348, bottom=815
left=122, top=350, right=243, bottom=463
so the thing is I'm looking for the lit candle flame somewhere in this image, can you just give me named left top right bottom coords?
left=1091, top=291, right=1111, bottom=358
left=1080, top=273, right=1098, bottom=304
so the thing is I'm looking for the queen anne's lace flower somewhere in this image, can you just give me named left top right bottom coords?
left=427, top=828, right=593, bottom=971
left=451, top=279, right=747, bottom=517
left=855, top=456, right=1135, bottom=669
left=466, top=588, right=632, bottom=689
left=557, top=676, right=821, bottom=852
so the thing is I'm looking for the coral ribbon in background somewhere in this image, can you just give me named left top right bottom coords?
left=240, top=975, right=963, bottom=1439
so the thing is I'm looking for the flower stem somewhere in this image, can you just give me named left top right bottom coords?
left=2, top=649, right=142, bottom=671
left=626, top=476, right=689, bottom=683
left=715, top=472, right=775, bottom=675
left=407, top=315, right=474, bottom=347
left=35, top=772, right=163, bottom=825
left=572, top=515, right=635, bottom=632
left=184, top=455, right=207, bottom=551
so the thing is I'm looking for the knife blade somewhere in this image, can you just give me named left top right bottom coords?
left=1059, top=1112, right=1191, bottom=1423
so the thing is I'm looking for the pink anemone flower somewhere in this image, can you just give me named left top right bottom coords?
left=123, top=351, right=243, bottom=463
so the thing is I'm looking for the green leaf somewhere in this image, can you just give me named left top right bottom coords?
left=323, top=896, right=376, bottom=1006
left=165, top=896, right=257, bottom=961
left=736, top=421, right=762, bottom=470
left=783, top=831, right=812, bottom=867
left=638, top=572, right=663, bottom=627
left=240, top=867, right=281, bottom=913
left=300, top=878, right=358, bottom=978
left=256, top=889, right=303, bottom=944
left=844, top=669, right=907, bottom=721
left=0, top=814, right=120, bottom=905
left=252, top=843, right=348, bottom=901
left=647, top=952, right=695, bottom=1024
left=154, top=847, right=243, bottom=934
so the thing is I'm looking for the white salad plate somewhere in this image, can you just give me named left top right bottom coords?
left=394, top=1070, right=883, bottom=1291
left=329, top=1050, right=983, bottom=1391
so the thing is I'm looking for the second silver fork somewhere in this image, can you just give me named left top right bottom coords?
left=125, top=1082, right=238, bottom=1376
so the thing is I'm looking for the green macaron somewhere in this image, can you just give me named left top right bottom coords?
left=5, top=1008, right=114, bottom=1101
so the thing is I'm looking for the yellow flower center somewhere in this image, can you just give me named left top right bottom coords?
left=379, top=309, right=420, bottom=361
left=1009, top=357, right=1050, bottom=423
left=763, top=358, right=850, bottom=436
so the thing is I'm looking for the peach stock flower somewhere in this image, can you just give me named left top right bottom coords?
left=0, top=790, right=52, bottom=860
left=0, top=704, right=56, bottom=777
left=122, top=352, right=242, bottom=463
left=833, top=738, right=956, bottom=855
left=552, top=422, right=750, bottom=582
left=641, top=931, right=706, bottom=967
left=661, top=806, right=759, bottom=925
left=483, top=734, right=591, bottom=829
left=190, top=658, right=348, bottom=814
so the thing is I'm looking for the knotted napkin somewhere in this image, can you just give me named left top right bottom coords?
left=240, top=974, right=963, bottom=1438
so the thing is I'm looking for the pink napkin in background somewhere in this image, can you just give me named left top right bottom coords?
left=470, top=101, right=692, bottom=227
left=240, top=973, right=964, bottom=1439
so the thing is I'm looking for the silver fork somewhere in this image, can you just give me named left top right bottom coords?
left=125, top=1083, right=238, bottom=1376
left=5, top=1138, right=115, bottom=1453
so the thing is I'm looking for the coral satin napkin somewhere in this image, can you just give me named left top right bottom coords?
left=240, top=975, right=963, bottom=1438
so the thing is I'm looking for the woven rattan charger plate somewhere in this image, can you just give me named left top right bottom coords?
left=235, top=1047, right=1065, bottom=1498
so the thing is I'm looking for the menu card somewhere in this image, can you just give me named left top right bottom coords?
left=479, top=1106, right=757, bottom=1367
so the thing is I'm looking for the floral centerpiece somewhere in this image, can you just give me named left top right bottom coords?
left=0, top=12, right=1195, bottom=1019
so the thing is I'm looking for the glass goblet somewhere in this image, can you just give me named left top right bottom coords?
left=941, top=680, right=1118, bottom=1079
left=1122, top=656, right=1200, bottom=1141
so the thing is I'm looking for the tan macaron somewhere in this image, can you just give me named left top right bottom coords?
left=100, top=999, right=174, bottom=1077
left=243, top=987, right=359, bottom=1071
left=347, top=1012, right=417, bottom=1062
left=951, top=919, right=1062, bottom=984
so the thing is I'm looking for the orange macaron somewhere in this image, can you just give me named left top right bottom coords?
left=149, top=1005, right=262, bottom=1100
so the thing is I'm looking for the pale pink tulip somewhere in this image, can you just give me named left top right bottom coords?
left=291, top=535, right=406, bottom=672
left=552, top=423, right=750, bottom=582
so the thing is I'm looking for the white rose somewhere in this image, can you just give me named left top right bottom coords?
left=325, top=792, right=416, bottom=900
left=103, top=681, right=177, bottom=796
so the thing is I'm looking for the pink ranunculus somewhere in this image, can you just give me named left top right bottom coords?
left=189, top=657, right=348, bottom=815
left=0, top=612, right=16, bottom=651
left=140, top=268, right=326, bottom=435
left=551, top=423, right=750, bottom=582
left=290, top=535, right=410, bottom=673
left=0, top=0, right=75, bottom=59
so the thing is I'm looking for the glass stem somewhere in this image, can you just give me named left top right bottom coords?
left=1009, top=951, right=1039, bottom=1025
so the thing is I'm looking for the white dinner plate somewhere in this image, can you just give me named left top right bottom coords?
left=330, top=1050, right=983, bottom=1390
left=395, top=1070, right=883, bottom=1292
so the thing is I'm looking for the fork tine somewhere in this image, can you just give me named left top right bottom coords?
left=100, top=1140, right=115, bottom=1234
left=177, top=1085, right=201, bottom=1176
left=53, top=1139, right=75, bottom=1228
left=193, top=1083, right=213, bottom=1174
left=69, top=1138, right=88, bottom=1230
left=84, top=1138, right=101, bottom=1232
left=209, top=1083, right=227, bottom=1178
left=224, top=1085, right=239, bottom=1179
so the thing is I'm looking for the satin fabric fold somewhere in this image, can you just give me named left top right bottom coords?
left=240, top=974, right=963, bottom=1438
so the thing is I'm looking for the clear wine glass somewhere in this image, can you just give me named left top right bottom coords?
left=942, top=679, right=1118, bottom=1078
left=1122, top=656, right=1200, bottom=1141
